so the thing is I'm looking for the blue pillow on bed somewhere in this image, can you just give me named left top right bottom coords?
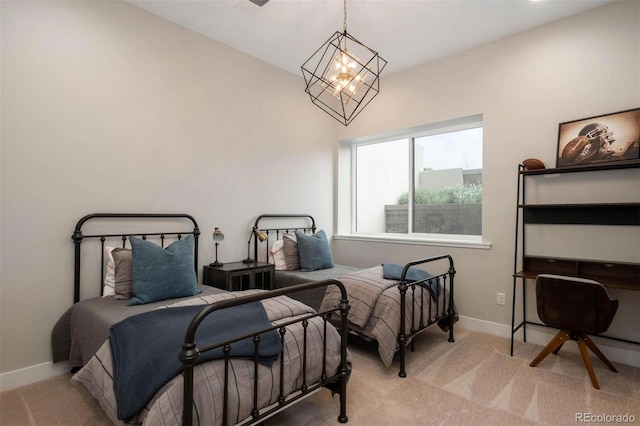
left=127, top=236, right=201, bottom=306
left=294, top=230, right=334, bottom=272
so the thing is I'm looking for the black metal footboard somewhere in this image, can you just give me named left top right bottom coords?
left=398, top=254, right=456, bottom=378
left=179, top=280, right=351, bottom=426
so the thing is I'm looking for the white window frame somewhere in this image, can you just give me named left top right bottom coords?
left=336, top=114, right=491, bottom=249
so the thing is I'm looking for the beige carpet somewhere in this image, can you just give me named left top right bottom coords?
left=1, top=328, right=638, bottom=425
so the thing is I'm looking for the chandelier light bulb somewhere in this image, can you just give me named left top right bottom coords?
left=324, top=47, right=366, bottom=101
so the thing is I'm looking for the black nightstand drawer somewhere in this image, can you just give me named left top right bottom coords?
left=203, top=261, right=274, bottom=291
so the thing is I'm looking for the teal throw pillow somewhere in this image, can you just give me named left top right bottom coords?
left=127, top=235, right=201, bottom=306
left=294, top=230, right=334, bottom=272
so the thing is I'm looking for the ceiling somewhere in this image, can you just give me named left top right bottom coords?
left=128, top=0, right=613, bottom=76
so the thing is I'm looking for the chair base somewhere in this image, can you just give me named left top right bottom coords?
left=529, top=329, right=618, bottom=389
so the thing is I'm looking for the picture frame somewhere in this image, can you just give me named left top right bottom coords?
left=556, top=108, right=640, bottom=168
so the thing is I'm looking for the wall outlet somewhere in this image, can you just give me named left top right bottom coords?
left=497, top=292, right=506, bottom=306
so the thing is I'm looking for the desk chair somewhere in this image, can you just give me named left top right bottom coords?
left=529, top=274, right=619, bottom=389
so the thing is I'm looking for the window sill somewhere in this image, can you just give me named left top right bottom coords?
left=334, top=233, right=492, bottom=250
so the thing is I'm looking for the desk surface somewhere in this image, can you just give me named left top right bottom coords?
left=515, top=256, right=639, bottom=291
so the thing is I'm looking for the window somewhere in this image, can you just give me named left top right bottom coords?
left=343, top=115, right=483, bottom=243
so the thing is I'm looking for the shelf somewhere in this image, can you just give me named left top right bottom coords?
left=520, top=159, right=639, bottom=176
left=511, top=160, right=640, bottom=355
left=514, top=256, right=640, bottom=291
left=521, top=203, right=640, bottom=225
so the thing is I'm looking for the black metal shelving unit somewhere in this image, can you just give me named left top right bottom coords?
left=510, top=159, right=640, bottom=355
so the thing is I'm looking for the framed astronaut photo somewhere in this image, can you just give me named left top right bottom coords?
left=556, top=108, right=640, bottom=168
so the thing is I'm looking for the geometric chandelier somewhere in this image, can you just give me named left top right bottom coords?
left=301, top=0, right=387, bottom=126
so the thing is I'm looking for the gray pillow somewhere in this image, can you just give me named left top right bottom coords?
left=282, top=233, right=300, bottom=271
left=294, top=230, right=334, bottom=272
left=112, top=248, right=133, bottom=300
left=127, top=236, right=201, bottom=306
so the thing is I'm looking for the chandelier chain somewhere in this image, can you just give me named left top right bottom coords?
left=343, top=0, right=348, bottom=33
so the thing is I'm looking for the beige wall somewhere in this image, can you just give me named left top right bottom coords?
left=334, top=0, right=639, bottom=361
left=1, top=0, right=639, bottom=387
left=0, top=0, right=336, bottom=377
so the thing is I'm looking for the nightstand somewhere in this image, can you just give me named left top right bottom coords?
left=203, top=261, right=275, bottom=291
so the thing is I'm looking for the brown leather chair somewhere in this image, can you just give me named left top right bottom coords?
left=529, top=274, right=619, bottom=389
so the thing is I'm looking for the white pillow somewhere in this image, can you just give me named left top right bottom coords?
left=103, top=246, right=117, bottom=297
left=269, top=240, right=288, bottom=271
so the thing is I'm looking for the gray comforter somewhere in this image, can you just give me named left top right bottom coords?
left=319, top=266, right=456, bottom=367
left=52, top=285, right=224, bottom=366
left=71, top=290, right=346, bottom=425
left=274, top=264, right=361, bottom=310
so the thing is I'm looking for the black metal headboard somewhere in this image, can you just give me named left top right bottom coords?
left=72, top=213, right=200, bottom=303
left=251, top=214, right=316, bottom=262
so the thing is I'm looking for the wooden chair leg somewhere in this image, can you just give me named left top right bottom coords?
left=530, top=330, right=570, bottom=367
left=582, top=334, right=618, bottom=373
left=577, top=336, right=600, bottom=389
left=552, top=342, right=565, bottom=355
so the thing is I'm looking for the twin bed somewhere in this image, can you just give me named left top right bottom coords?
left=245, top=214, right=457, bottom=377
left=55, top=213, right=349, bottom=426
left=53, top=212, right=457, bottom=425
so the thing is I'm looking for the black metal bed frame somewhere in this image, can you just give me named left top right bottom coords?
left=396, top=254, right=456, bottom=377
left=251, top=214, right=456, bottom=378
left=252, top=213, right=317, bottom=262
left=71, top=213, right=351, bottom=425
left=72, top=213, right=200, bottom=303
left=179, top=279, right=351, bottom=426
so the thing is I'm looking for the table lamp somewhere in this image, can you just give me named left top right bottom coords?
left=210, top=227, right=225, bottom=267
left=243, top=226, right=268, bottom=263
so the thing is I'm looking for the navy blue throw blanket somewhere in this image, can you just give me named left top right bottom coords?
left=382, top=263, right=440, bottom=299
left=110, top=302, right=282, bottom=421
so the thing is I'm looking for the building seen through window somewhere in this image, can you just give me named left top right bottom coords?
left=354, top=120, right=483, bottom=240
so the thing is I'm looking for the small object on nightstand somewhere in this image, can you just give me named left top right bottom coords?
left=210, top=227, right=224, bottom=267
left=203, top=261, right=274, bottom=291
left=243, top=226, right=268, bottom=263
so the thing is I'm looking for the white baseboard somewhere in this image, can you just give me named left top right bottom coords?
left=0, top=361, right=70, bottom=392
left=457, top=315, right=640, bottom=368
left=2, top=317, right=638, bottom=392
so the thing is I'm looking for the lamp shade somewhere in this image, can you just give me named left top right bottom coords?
left=212, top=227, right=224, bottom=242
left=254, top=228, right=268, bottom=242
